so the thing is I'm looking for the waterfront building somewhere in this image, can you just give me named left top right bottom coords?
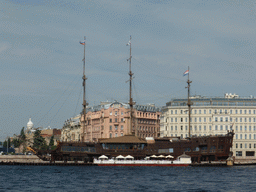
left=61, top=115, right=81, bottom=142
left=80, top=101, right=161, bottom=142
left=160, top=93, right=256, bottom=160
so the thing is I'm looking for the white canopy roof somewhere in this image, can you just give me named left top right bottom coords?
left=166, top=155, right=174, bottom=158
left=157, top=155, right=165, bottom=158
left=150, top=155, right=157, bottom=158
left=116, top=155, right=125, bottom=159
left=99, top=155, right=108, bottom=159
left=125, top=155, right=134, bottom=159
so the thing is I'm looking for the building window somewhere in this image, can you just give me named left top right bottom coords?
left=220, top=117, right=223, bottom=122
left=110, top=119, right=112, bottom=123
left=209, top=126, right=211, bottom=131
left=115, top=133, right=118, bottom=137
left=215, top=109, right=217, bottom=114
left=110, top=126, right=112, bottom=130
left=240, top=118, right=242, bottom=122
left=121, top=112, right=123, bottom=115
left=240, top=134, right=242, bottom=140
left=115, top=125, right=118, bottom=130
left=235, top=110, right=238, bottom=114
left=194, top=110, right=197, bottom=114
left=236, top=151, right=242, bottom=156
left=230, top=117, right=232, bottom=122
left=236, top=134, right=238, bottom=139
left=115, top=111, right=118, bottom=116
left=204, top=126, right=206, bottom=131
left=230, top=110, right=232, bottom=114
left=171, top=118, right=173, bottom=122
left=240, top=110, right=242, bottom=114
left=236, top=126, right=238, bottom=131
left=171, top=110, right=173, bottom=114
left=220, top=109, right=222, bottom=114
left=171, top=126, right=173, bottom=131
left=110, top=133, right=112, bottom=138
left=240, top=144, right=242, bottom=148
left=215, top=125, right=218, bottom=130
left=249, top=126, right=251, bottom=131
left=175, top=110, right=177, bottom=114
left=199, top=126, right=201, bottom=131
left=209, top=109, right=211, bottom=114
left=215, top=117, right=218, bottom=122
left=199, top=117, right=201, bottom=122
left=175, top=126, right=177, bottom=131
left=245, top=134, right=247, bottom=139
left=220, top=125, right=223, bottom=130
left=246, top=151, right=255, bottom=156
left=115, top=118, right=117, bottom=122
left=240, top=126, right=242, bottom=131
left=225, top=117, right=228, bottom=122
left=226, top=125, right=228, bottom=130
left=175, top=118, right=177, bottom=122
left=121, top=125, right=123, bottom=130
left=199, top=110, right=201, bottom=114
left=244, top=110, right=247, bottom=114
left=209, top=117, right=211, bottom=122
left=245, top=143, right=247, bottom=148
left=204, top=110, right=206, bottom=114
left=121, top=133, right=123, bottom=136
left=249, top=118, right=251, bottom=122
left=204, top=118, right=206, bottom=122
left=249, top=143, right=251, bottom=148
left=245, top=126, right=247, bottom=131
left=181, top=118, right=183, bottom=122
left=244, top=118, right=247, bottom=122
left=249, top=110, right=251, bottom=114
left=195, top=118, right=197, bottom=122
left=181, top=126, right=183, bottom=131
left=180, top=110, right=183, bottom=114
left=185, top=126, right=187, bottom=131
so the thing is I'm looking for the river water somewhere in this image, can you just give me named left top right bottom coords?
left=0, top=165, right=255, bottom=192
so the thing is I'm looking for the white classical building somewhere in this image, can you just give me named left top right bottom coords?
left=61, top=114, right=81, bottom=142
left=160, top=94, right=256, bottom=160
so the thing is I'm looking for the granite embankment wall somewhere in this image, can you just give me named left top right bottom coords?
left=0, top=155, right=44, bottom=163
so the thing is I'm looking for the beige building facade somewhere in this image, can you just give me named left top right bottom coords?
left=160, top=94, right=256, bottom=160
left=80, top=101, right=161, bottom=142
left=61, top=114, right=81, bottom=142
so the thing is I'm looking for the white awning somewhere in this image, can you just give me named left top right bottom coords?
left=116, top=155, right=125, bottom=159
left=125, top=155, right=134, bottom=159
left=150, top=155, right=157, bottom=158
left=157, top=155, right=165, bottom=158
left=99, top=155, right=108, bottom=159
left=166, top=155, right=174, bottom=158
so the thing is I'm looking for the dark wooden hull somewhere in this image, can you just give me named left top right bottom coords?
left=32, top=131, right=234, bottom=163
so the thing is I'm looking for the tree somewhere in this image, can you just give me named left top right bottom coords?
left=12, top=138, right=21, bottom=148
left=33, top=130, right=47, bottom=150
left=49, top=136, right=56, bottom=150
left=20, top=127, right=26, bottom=143
left=3, top=138, right=11, bottom=148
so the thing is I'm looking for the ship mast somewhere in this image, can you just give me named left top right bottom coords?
left=127, top=35, right=135, bottom=135
left=81, top=36, right=88, bottom=142
left=186, top=66, right=192, bottom=138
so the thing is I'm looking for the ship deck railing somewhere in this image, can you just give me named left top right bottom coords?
left=93, top=159, right=191, bottom=164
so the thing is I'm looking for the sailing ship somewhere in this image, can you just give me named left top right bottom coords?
left=29, top=36, right=234, bottom=164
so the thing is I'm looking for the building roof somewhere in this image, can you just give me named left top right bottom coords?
left=99, top=134, right=147, bottom=144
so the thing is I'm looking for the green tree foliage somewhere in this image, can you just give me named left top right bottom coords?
left=3, top=138, right=11, bottom=148
left=20, top=127, right=26, bottom=143
left=33, top=130, right=47, bottom=150
left=12, top=138, right=21, bottom=148
left=49, top=135, right=55, bottom=149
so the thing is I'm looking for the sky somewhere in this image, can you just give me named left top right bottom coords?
left=1, top=0, right=256, bottom=140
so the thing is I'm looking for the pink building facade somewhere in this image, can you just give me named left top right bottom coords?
left=80, top=101, right=161, bottom=142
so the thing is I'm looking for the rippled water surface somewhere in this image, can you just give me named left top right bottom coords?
left=0, top=165, right=255, bottom=192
